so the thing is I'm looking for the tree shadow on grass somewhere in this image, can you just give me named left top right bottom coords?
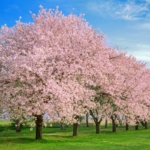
left=0, top=134, right=74, bottom=145
left=0, top=137, right=49, bottom=144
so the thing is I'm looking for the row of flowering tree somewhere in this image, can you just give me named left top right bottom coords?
left=0, top=6, right=150, bottom=139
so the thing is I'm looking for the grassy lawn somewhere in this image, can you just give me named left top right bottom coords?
left=0, top=122, right=150, bottom=150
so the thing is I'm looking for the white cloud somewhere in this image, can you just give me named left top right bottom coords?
left=117, top=2, right=148, bottom=20
left=120, top=43, right=150, bottom=67
left=132, top=51, right=150, bottom=68
left=108, top=37, right=150, bottom=66
left=128, top=44, right=150, bottom=62
left=137, top=23, right=150, bottom=30
left=134, top=54, right=150, bottom=62
left=86, top=0, right=150, bottom=20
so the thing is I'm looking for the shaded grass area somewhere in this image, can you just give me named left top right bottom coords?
left=0, top=122, right=150, bottom=150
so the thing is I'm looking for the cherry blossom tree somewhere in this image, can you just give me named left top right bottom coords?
left=106, top=51, right=150, bottom=132
left=0, top=6, right=111, bottom=138
left=88, top=48, right=150, bottom=133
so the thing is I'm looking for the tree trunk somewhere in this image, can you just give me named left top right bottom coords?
left=119, top=120, right=122, bottom=126
left=86, top=113, right=89, bottom=127
left=15, top=120, right=21, bottom=132
left=145, top=122, right=148, bottom=129
left=105, top=118, right=108, bottom=128
left=95, top=121, right=100, bottom=134
left=73, top=123, right=78, bottom=136
left=135, top=122, right=139, bottom=130
left=89, top=110, right=102, bottom=134
left=126, top=123, right=129, bottom=131
left=140, top=121, right=145, bottom=126
left=111, top=117, right=116, bottom=132
left=35, top=115, right=43, bottom=140
left=60, top=122, right=65, bottom=130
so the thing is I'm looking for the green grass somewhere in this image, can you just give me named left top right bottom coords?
left=0, top=122, right=150, bottom=150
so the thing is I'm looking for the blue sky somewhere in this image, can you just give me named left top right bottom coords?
left=0, top=0, right=150, bottom=67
